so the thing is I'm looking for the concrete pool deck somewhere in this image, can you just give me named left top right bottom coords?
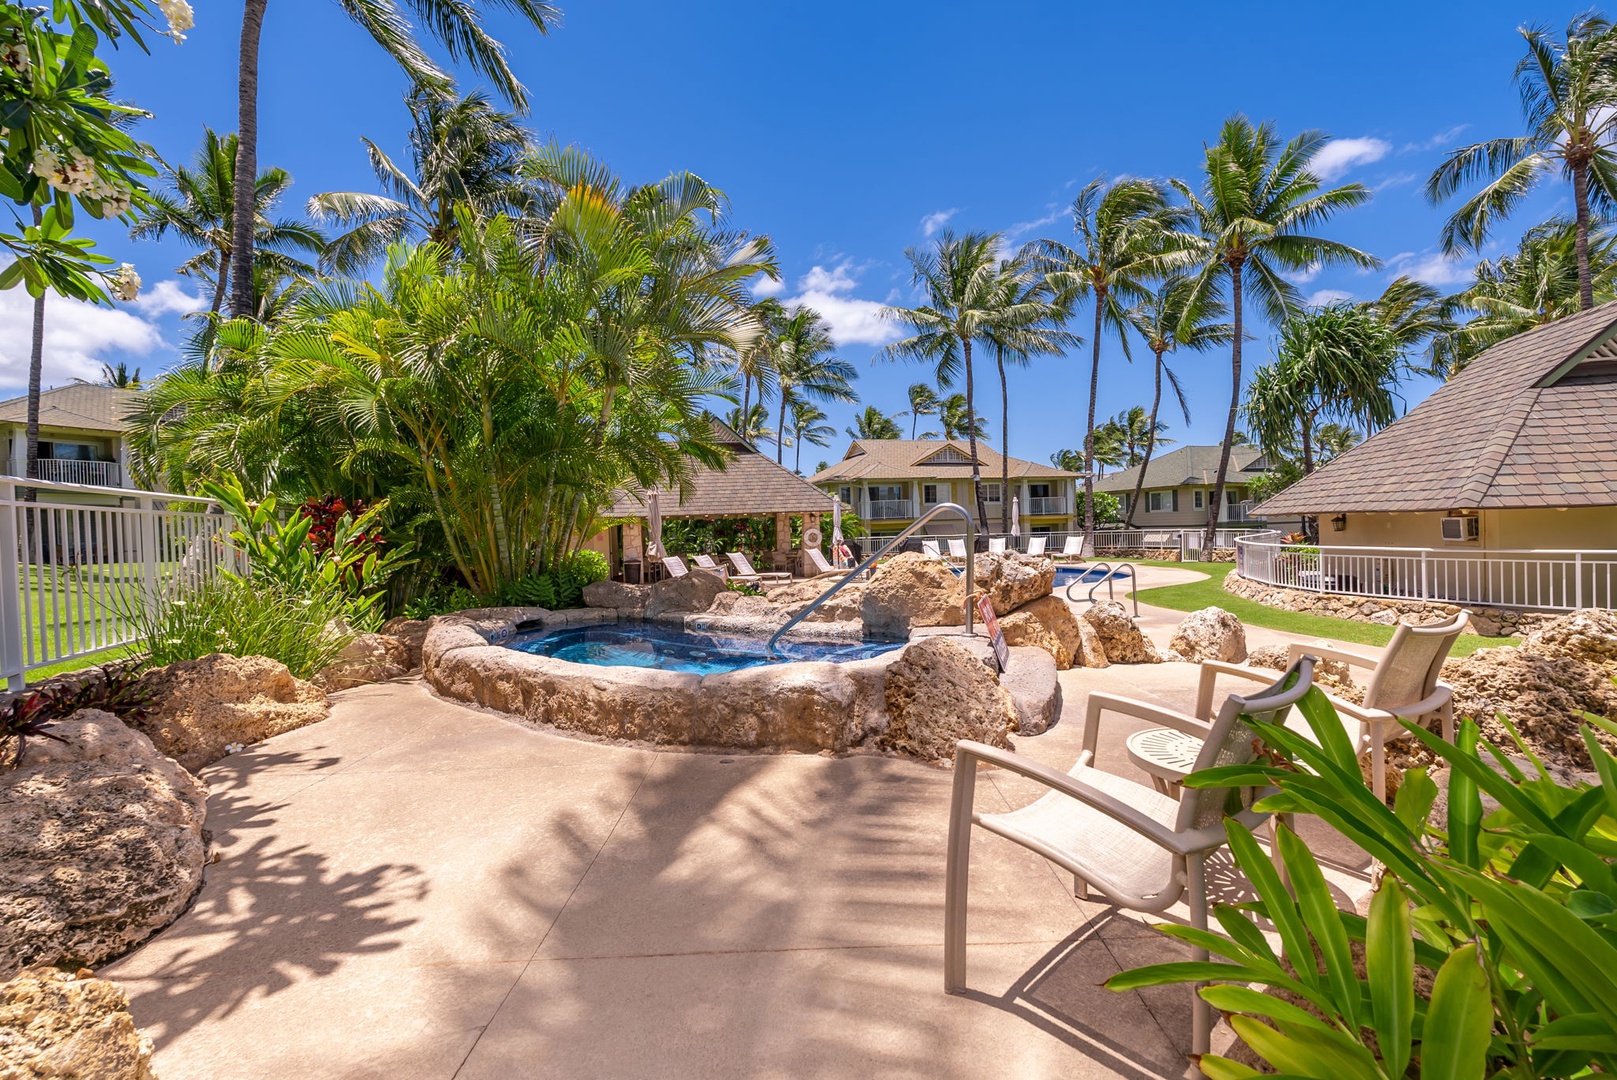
left=105, top=574, right=1376, bottom=1080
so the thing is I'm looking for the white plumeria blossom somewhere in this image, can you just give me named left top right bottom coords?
left=157, top=0, right=193, bottom=41
left=0, top=41, right=28, bottom=77
left=109, top=263, right=141, bottom=302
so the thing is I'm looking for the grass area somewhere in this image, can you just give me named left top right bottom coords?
left=15, top=563, right=143, bottom=684
left=1128, top=561, right=1516, bottom=658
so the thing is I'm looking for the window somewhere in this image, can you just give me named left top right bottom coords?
left=39, top=441, right=104, bottom=462
left=922, top=483, right=940, bottom=505
left=1227, top=489, right=1240, bottom=506
left=984, top=483, right=1002, bottom=503
left=1027, top=482, right=1051, bottom=499
left=838, top=487, right=853, bottom=505
left=1148, top=490, right=1178, bottom=513
left=1117, top=494, right=1129, bottom=514
left=921, top=446, right=973, bottom=465
left=869, top=484, right=903, bottom=503
left=1193, top=490, right=1204, bottom=510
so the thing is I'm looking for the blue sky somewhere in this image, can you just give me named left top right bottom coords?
left=2, top=0, right=1585, bottom=471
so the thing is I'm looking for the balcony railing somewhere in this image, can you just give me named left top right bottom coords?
left=1025, top=496, right=1067, bottom=516
left=864, top=499, right=916, bottom=521
left=6, top=459, right=122, bottom=487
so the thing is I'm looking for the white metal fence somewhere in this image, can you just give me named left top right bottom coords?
left=1234, top=530, right=1617, bottom=612
left=861, top=527, right=1258, bottom=560
left=0, top=478, right=236, bottom=689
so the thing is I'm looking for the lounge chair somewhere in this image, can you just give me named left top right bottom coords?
left=947, top=538, right=968, bottom=562
left=1055, top=535, right=1084, bottom=562
left=805, top=547, right=852, bottom=579
left=987, top=537, right=1007, bottom=554
left=726, top=551, right=792, bottom=585
left=691, top=554, right=729, bottom=579
left=921, top=539, right=945, bottom=560
left=661, top=555, right=689, bottom=578
left=947, top=657, right=1316, bottom=1067
left=1186, top=610, right=1469, bottom=802
left=1025, top=536, right=1047, bottom=557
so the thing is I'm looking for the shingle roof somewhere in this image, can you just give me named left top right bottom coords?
left=605, top=420, right=835, bottom=518
left=807, top=439, right=1078, bottom=484
left=0, top=385, right=140, bottom=433
left=1092, top=444, right=1269, bottom=493
left=1256, top=301, right=1617, bottom=515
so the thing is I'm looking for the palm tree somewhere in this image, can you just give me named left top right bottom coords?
left=131, top=127, right=325, bottom=317
left=1175, top=116, right=1378, bottom=547
left=310, top=86, right=534, bottom=271
left=1122, top=275, right=1231, bottom=526
left=1434, top=218, right=1617, bottom=376
left=845, top=405, right=903, bottom=441
left=905, top=382, right=940, bottom=439
left=1032, top=177, right=1184, bottom=538
left=788, top=400, right=834, bottom=474
left=1049, top=448, right=1084, bottom=472
left=772, top=306, right=857, bottom=465
left=1109, top=406, right=1170, bottom=467
left=935, top=392, right=988, bottom=441
left=883, top=231, right=1055, bottom=526
left=1315, top=422, right=1361, bottom=463
left=1243, top=303, right=1402, bottom=475
left=735, top=296, right=784, bottom=423
left=1088, top=418, right=1127, bottom=475
left=229, top=0, right=557, bottom=317
left=1362, top=275, right=1457, bottom=386
left=73, top=361, right=142, bottom=388
left=724, top=403, right=775, bottom=447
left=1426, top=14, right=1617, bottom=310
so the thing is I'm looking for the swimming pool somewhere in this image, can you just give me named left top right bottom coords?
left=508, top=624, right=902, bottom=676
left=1053, top=565, right=1131, bottom=587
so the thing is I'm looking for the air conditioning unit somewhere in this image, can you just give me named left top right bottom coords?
left=1440, top=516, right=1480, bottom=542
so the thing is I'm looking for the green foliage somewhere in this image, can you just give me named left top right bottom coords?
left=131, top=575, right=356, bottom=680
left=726, top=580, right=763, bottom=597
left=1111, top=689, right=1617, bottom=1079
left=2, top=660, right=153, bottom=765
left=1075, top=490, right=1120, bottom=525
left=483, top=550, right=609, bottom=610
left=659, top=516, right=778, bottom=560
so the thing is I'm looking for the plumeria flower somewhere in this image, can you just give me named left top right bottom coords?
left=158, top=0, right=194, bottom=42
left=108, top=263, right=141, bottom=302
left=0, top=41, right=28, bottom=78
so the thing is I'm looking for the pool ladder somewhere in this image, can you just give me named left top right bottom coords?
left=1066, top=561, right=1140, bottom=617
left=765, top=502, right=977, bottom=659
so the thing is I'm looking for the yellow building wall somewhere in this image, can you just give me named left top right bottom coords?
left=1332, top=507, right=1617, bottom=551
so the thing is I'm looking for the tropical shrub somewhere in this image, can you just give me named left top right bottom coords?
left=483, top=550, right=609, bottom=610
left=131, top=575, right=355, bottom=680
left=1110, top=688, right=1617, bottom=1079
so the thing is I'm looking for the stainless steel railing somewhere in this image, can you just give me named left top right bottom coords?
left=766, top=502, right=976, bottom=657
left=1064, top=561, right=1139, bottom=617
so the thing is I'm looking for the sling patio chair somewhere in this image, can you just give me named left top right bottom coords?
left=726, top=551, right=793, bottom=585
left=660, top=555, right=690, bottom=579
left=1025, top=536, right=1048, bottom=557
left=947, top=538, right=968, bottom=563
left=921, top=539, right=946, bottom=560
left=1184, top=610, right=1470, bottom=803
left=805, top=547, right=853, bottom=579
left=1054, top=535, right=1084, bottom=562
left=946, top=656, right=1316, bottom=1070
left=987, top=537, right=1007, bottom=554
left=690, top=554, right=730, bottom=579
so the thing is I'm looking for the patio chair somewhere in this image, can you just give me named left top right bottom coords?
left=987, top=537, right=1007, bottom=554
left=1190, top=610, right=1469, bottom=803
left=1055, top=535, right=1084, bottom=562
left=691, top=554, right=729, bottom=579
left=1025, top=536, right=1047, bottom=557
left=921, top=539, right=945, bottom=560
left=660, top=555, right=690, bottom=579
left=726, top=551, right=792, bottom=584
left=805, top=547, right=852, bottom=579
left=947, top=538, right=968, bottom=562
left=946, top=657, right=1316, bottom=1069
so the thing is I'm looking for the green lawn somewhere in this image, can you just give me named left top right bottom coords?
left=15, top=563, right=143, bottom=684
left=1128, top=561, right=1516, bottom=658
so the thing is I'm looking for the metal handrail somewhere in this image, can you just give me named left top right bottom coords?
left=1065, top=562, right=1108, bottom=604
left=1064, top=561, right=1139, bottom=617
left=766, top=501, right=976, bottom=657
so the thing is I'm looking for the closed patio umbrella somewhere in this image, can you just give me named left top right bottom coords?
left=646, top=492, right=663, bottom=560
left=831, top=497, right=844, bottom=558
left=1010, top=496, right=1021, bottom=539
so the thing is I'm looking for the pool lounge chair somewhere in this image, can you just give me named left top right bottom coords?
left=1025, top=536, right=1047, bottom=557
left=727, top=551, right=792, bottom=585
left=921, top=539, right=945, bottom=560
left=947, top=538, right=968, bottom=562
left=987, top=537, right=1007, bottom=554
left=1054, top=535, right=1084, bottom=562
left=661, top=555, right=689, bottom=578
left=691, top=554, right=729, bottom=579
left=805, top=547, right=854, bottom=579
left=947, top=657, right=1317, bottom=1068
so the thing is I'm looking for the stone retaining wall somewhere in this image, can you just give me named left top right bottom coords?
left=1222, top=571, right=1563, bottom=637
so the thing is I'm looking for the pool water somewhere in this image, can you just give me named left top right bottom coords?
left=1053, top=565, right=1131, bottom=587
left=509, top=624, right=902, bottom=676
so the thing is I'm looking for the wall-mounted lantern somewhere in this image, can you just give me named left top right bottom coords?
left=1330, top=513, right=1348, bottom=532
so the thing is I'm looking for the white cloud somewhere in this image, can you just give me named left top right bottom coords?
left=1312, top=136, right=1392, bottom=181
left=920, top=208, right=958, bottom=237
left=1291, top=262, right=1322, bottom=285
left=0, top=278, right=190, bottom=393
left=1401, top=124, right=1469, bottom=153
left=1388, top=250, right=1474, bottom=287
left=751, top=273, right=785, bottom=298
left=1307, top=288, right=1354, bottom=306
left=780, top=261, right=900, bottom=347
left=1372, top=171, right=1419, bottom=192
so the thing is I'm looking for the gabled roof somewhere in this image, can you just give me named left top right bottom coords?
left=807, top=439, right=1078, bottom=484
left=1257, top=301, right=1617, bottom=515
left=605, top=419, right=834, bottom=518
left=0, top=384, right=140, bottom=433
left=1093, top=444, right=1270, bottom=493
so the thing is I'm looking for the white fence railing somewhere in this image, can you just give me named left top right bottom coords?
left=0, top=478, right=236, bottom=689
left=860, top=527, right=1259, bottom=560
left=1234, top=531, right=1617, bottom=612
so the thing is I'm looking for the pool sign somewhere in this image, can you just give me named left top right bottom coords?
left=976, top=595, right=1009, bottom=672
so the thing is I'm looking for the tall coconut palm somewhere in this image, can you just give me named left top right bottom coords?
left=1362, top=275, right=1457, bottom=385
left=1175, top=117, right=1378, bottom=548
left=229, top=0, right=557, bottom=317
left=771, top=307, right=857, bottom=465
left=788, top=399, right=834, bottom=474
left=882, top=231, right=1057, bottom=526
left=73, top=361, right=142, bottom=388
left=735, top=296, right=784, bottom=422
left=724, top=403, right=775, bottom=447
left=1122, top=275, right=1231, bottom=526
left=310, top=86, right=534, bottom=271
left=845, top=405, right=904, bottom=441
left=905, top=382, right=940, bottom=439
left=935, top=393, right=988, bottom=441
left=1032, top=177, right=1185, bottom=538
left=1426, top=14, right=1617, bottom=310
left=131, top=127, right=325, bottom=317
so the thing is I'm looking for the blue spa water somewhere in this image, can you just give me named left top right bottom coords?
left=508, top=623, right=902, bottom=676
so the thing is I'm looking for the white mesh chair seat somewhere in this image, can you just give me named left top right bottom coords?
left=978, top=765, right=1180, bottom=902
left=947, top=539, right=968, bottom=560
left=922, top=539, right=944, bottom=559
left=661, top=556, right=689, bottom=578
left=988, top=537, right=1007, bottom=553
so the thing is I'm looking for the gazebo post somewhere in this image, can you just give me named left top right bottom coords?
left=798, top=512, right=821, bottom=577
left=774, top=512, right=792, bottom=574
